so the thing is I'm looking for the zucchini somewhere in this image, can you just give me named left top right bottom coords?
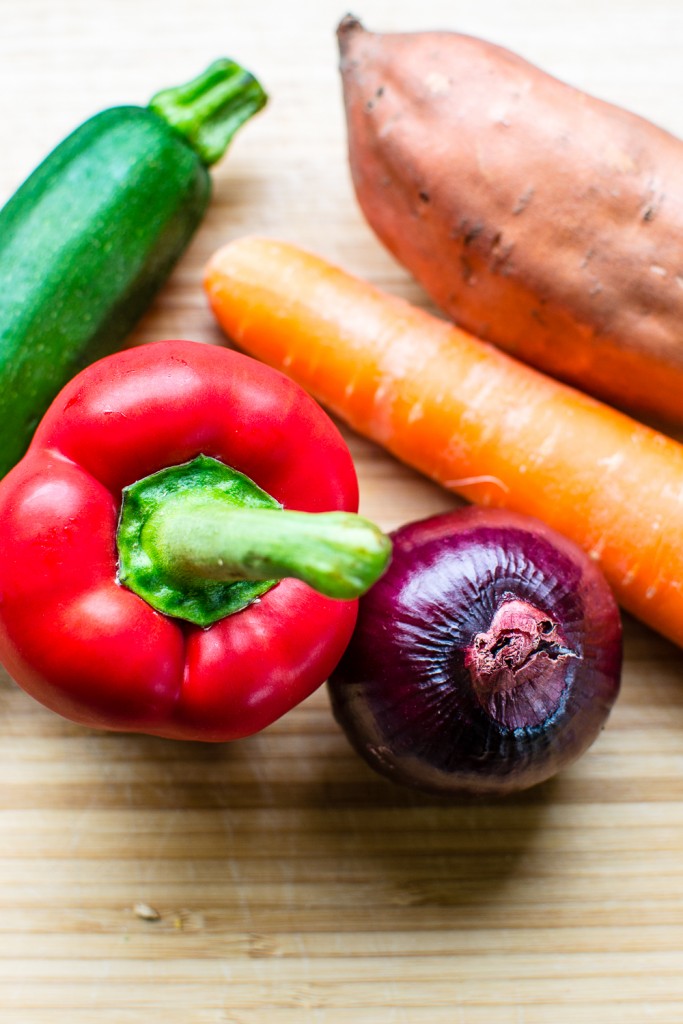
left=0, top=59, right=266, bottom=476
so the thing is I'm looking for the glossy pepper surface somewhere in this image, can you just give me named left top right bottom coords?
left=0, top=340, right=388, bottom=741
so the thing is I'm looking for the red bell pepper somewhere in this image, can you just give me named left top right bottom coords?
left=0, top=340, right=390, bottom=741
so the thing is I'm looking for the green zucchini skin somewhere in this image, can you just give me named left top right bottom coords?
left=0, top=106, right=210, bottom=476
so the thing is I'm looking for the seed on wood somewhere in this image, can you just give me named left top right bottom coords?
left=133, top=902, right=161, bottom=922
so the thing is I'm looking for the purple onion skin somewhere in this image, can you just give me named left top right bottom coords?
left=328, top=507, right=623, bottom=797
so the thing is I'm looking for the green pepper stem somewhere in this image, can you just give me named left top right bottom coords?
left=145, top=502, right=392, bottom=601
left=117, top=455, right=392, bottom=627
left=148, top=59, right=267, bottom=166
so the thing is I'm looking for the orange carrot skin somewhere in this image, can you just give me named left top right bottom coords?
left=205, top=236, right=683, bottom=649
left=338, top=17, right=683, bottom=426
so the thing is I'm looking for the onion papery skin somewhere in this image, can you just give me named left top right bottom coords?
left=328, top=507, right=622, bottom=796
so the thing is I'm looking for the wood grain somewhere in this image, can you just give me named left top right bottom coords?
left=1, top=0, right=683, bottom=1020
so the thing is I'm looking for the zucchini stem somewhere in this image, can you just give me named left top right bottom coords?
left=149, top=59, right=267, bottom=166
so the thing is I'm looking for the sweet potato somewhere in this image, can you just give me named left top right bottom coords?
left=338, top=16, right=683, bottom=425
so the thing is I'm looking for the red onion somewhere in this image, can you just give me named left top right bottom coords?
left=328, top=507, right=622, bottom=796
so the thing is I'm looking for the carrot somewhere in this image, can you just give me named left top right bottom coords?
left=337, top=16, right=683, bottom=427
left=204, top=236, right=683, bottom=649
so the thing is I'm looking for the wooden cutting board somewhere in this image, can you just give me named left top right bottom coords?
left=2, top=1, right=683, bottom=1020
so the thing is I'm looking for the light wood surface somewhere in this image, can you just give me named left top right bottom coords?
left=2, top=1, right=683, bottom=1020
